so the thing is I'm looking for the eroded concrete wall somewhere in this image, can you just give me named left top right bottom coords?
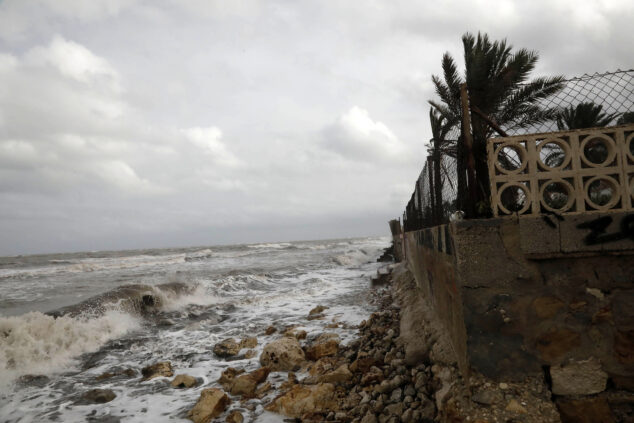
left=403, top=211, right=634, bottom=390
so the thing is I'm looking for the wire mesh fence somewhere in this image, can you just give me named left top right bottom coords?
left=402, top=69, right=634, bottom=233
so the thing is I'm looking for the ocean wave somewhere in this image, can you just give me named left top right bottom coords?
left=247, top=242, right=293, bottom=249
left=184, top=248, right=214, bottom=261
left=0, top=253, right=187, bottom=280
left=0, top=310, right=140, bottom=386
left=332, top=250, right=371, bottom=266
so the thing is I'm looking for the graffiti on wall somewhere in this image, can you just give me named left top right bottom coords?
left=577, top=214, right=634, bottom=245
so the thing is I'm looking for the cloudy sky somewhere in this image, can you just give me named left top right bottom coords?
left=0, top=0, right=632, bottom=255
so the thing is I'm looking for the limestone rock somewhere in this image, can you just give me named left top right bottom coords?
left=171, top=374, right=199, bottom=388
left=141, top=361, right=173, bottom=380
left=239, top=337, right=257, bottom=349
left=188, top=388, right=230, bottom=423
left=505, top=399, right=527, bottom=414
left=318, top=364, right=352, bottom=384
left=226, top=411, right=244, bottom=423
left=230, top=367, right=271, bottom=397
left=244, top=349, right=257, bottom=359
left=218, top=367, right=245, bottom=390
left=309, top=305, right=328, bottom=315
left=79, top=389, right=116, bottom=404
left=265, top=383, right=336, bottom=418
left=305, top=339, right=339, bottom=361
left=260, top=337, right=305, bottom=371
left=214, top=338, right=241, bottom=358
left=550, top=358, right=607, bottom=396
left=265, top=326, right=277, bottom=335
left=471, top=390, right=496, bottom=406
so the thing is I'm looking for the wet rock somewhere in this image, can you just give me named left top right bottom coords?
left=188, top=388, right=231, bottom=423
left=79, top=389, right=116, bottom=404
left=16, top=374, right=50, bottom=388
left=265, top=383, right=336, bottom=418
left=309, top=357, right=340, bottom=376
left=244, top=349, right=257, bottom=359
left=171, top=374, right=198, bottom=388
left=318, top=364, right=353, bottom=384
left=214, top=338, right=241, bottom=358
left=351, top=357, right=381, bottom=373
left=550, top=357, right=607, bottom=395
left=226, top=410, right=244, bottom=423
left=389, top=388, right=402, bottom=402
left=309, top=305, right=329, bottom=315
left=260, top=337, right=306, bottom=371
left=305, top=339, right=339, bottom=361
left=218, top=367, right=245, bottom=390
left=239, top=337, right=258, bottom=349
left=230, top=367, right=270, bottom=397
left=255, top=381, right=273, bottom=397
left=384, top=402, right=403, bottom=417
left=141, top=361, right=173, bottom=380
left=265, top=326, right=277, bottom=335
left=96, top=368, right=136, bottom=381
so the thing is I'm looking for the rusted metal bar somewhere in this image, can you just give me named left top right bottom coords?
left=469, top=104, right=509, bottom=137
left=460, top=83, right=477, bottom=217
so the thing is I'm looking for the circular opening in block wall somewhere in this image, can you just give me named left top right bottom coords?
left=541, top=180, right=573, bottom=211
left=495, top=144, right=526, bottom=173
left=498, top=183, right=530, bottom=214
left=581, top=136, right=614, bottom=166
left=538, top=140, right=569, bottom=169
left=586, top=177, right=619, bottom=209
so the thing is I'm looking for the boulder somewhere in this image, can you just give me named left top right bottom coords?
left=214, top=338, right=241, bottom=358
left=318, top=364, right=352, bottom=384
left=79, top=389, right=116, bottom=404
left=550, top=357, right=607, bottom=396
left=265, top=383, right=337, bottom=418
left=305, top=340, right=339, bottom=361
left=244, top=349, right=257, bottom=359
left=309, top=305, right=329, bottom=315
left=218, top=367, right=245, bottom=390
left=141, top=361, right=173, bottom=380
left=240, top=337, right=257, bottom=349
left=188, top=388, right=231, bottom=423
left=230, top=367, right=271, bottom=397
left=265, top=326, right=277, bottom=335
left=171, top=374, right=198, bottom=388
left=226, top=411, right=244, bottom=423
left=260, top=337, right=305, bottom=371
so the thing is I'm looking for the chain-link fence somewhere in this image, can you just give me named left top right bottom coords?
left=402, top=69, right=634, bottom=233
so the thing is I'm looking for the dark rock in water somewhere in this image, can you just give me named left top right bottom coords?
left=265, top=326, right=277, bottom=335
left=78, top=389, right=116, bottom=404
left=16, top=374, right=50, bottom=388
left=141, top=361, right=173, bottom=380
left=96, top=368, right=136, bottom=381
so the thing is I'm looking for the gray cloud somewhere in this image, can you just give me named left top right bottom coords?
left=0, top=0, right=632, bottom=254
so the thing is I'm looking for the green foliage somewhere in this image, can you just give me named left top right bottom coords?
left=556, top=102, right=620, bottom=130
left=617, top=111, right=634, bottom=125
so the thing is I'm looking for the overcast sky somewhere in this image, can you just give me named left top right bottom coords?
left=0, top=0, right=632, bottom=255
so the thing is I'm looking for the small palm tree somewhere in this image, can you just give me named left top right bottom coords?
left=556, top=102, right=620, bottom=130
left=430, top=32, right=565, bottom=215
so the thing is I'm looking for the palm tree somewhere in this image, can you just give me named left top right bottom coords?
left=617, top=111, right=634, bottom=125
left=429, top=32, right=565, bottom=215
left=556, top=102, right=620, bottom=130
left=427, top=107, right=456, bottom=224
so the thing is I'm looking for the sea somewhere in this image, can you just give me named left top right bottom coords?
left=0, top=237, right=390, bottom=422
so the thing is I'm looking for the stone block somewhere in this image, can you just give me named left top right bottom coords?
left=560, top=211, right=634, bottom=254
left=550, top=357, right=608, bottom=395
left=556, top=396, right=614, bottom=423
left=519, top=216, right=560, bottom=255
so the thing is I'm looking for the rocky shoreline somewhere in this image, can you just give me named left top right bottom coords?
left=75, top=259, right=566, bottom=423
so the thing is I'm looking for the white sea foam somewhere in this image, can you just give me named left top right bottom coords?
left=0, top=310, right=140, bottom=388
left=247, top=242, right=292, bottom=249
left=333, top=249, right=371, bottom=266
